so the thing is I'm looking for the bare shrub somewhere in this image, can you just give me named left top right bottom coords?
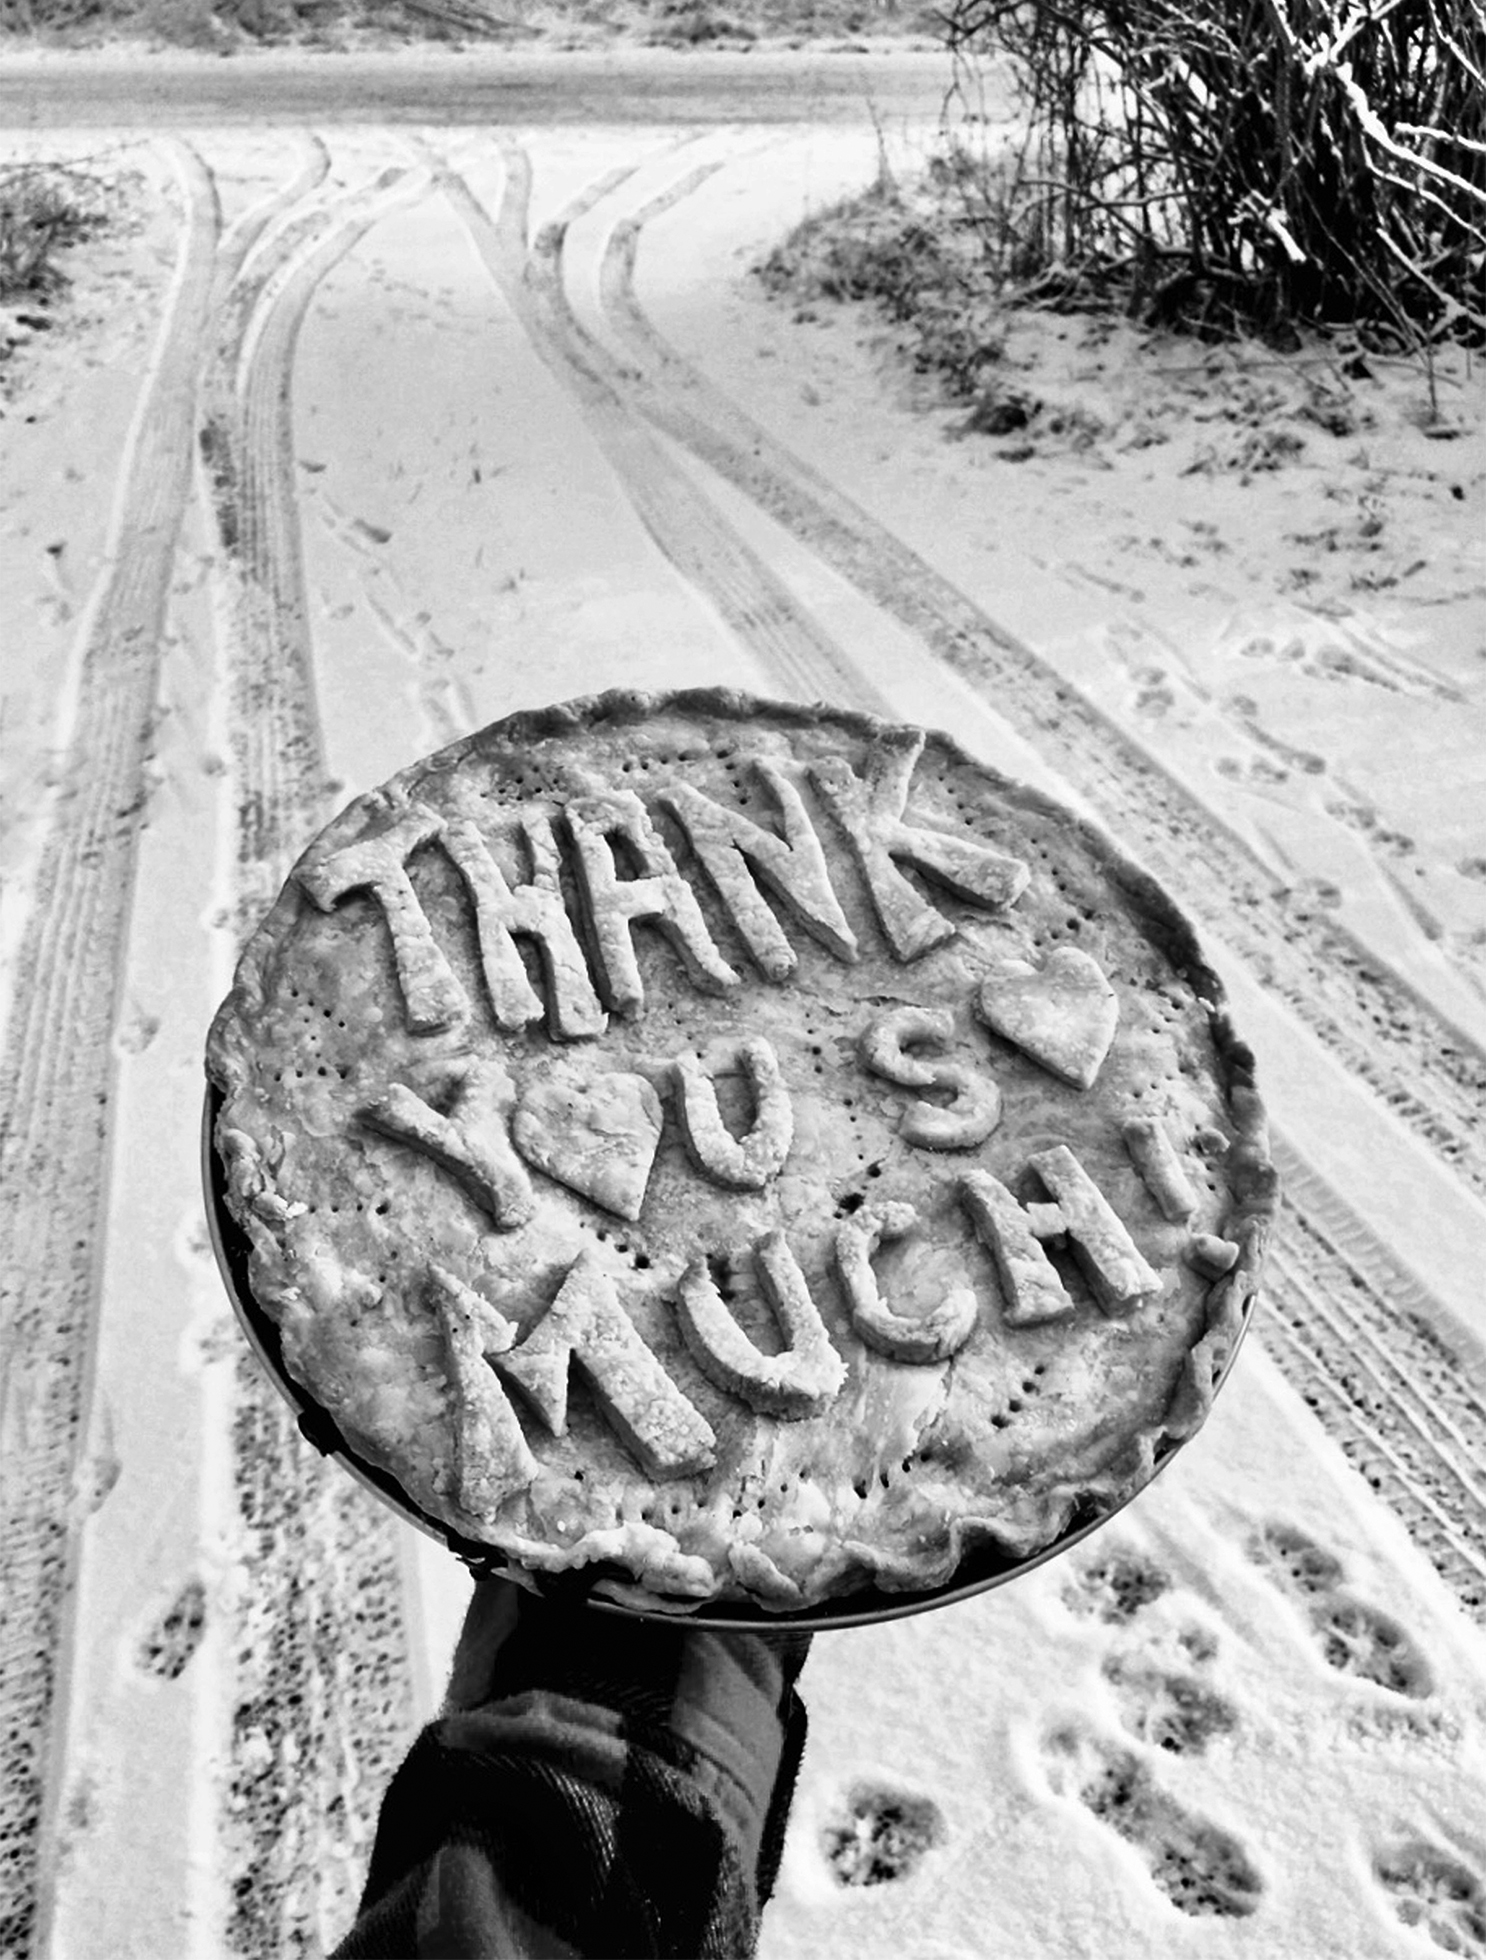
left=939, top=0, right=1486, bottom=343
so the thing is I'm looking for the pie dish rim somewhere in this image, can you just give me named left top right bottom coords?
left=203, top=685, right=1273, bottom=1623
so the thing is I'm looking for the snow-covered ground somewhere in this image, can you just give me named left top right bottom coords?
left=1, top=99, right=1484, bottom=1959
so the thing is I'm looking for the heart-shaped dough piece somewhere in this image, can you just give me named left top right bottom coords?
left=513, top=1071, right=663, bottom=1220
left=976, top=945, right=1118, bottom=1089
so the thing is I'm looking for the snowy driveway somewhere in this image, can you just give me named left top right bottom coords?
left=2, top=86, right=1485, bottom=1959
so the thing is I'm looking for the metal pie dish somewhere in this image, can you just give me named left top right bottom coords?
left=203, top=1084, right=1252, bottom=1632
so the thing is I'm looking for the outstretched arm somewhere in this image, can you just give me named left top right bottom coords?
left=332, top=1579, right=812, bottom=1960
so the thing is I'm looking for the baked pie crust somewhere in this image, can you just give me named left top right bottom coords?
left=207, top=689, right=1275, bottom=1614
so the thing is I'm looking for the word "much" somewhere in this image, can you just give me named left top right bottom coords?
left=422, top=1144, right=1161, bottom=1519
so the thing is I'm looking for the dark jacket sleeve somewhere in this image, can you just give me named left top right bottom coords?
left=330, top=1591, right=811, bottom=1960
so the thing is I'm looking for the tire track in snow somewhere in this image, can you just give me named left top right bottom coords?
left=216, top=132, right=332, bottom=301
left=425, top=140, right=896, bottom=718
left=1260, top=1142, right=1486, bottom=1625
left=0, top=139, right=218, bottom=1960
left=202, top=164, right=417, bottom=928
left=198, top=152, right=428, bottom=1959
left=594, top=165, right=1486, bottom=1207
left=198, top=136, right=332, bottom=538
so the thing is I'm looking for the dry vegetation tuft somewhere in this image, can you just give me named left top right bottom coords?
left=758, top=173, right=1012, bottom=398
left=0, top=163, right=110, bottom=303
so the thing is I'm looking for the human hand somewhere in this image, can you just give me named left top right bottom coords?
left=443, top=1573, right=812, bottom=1716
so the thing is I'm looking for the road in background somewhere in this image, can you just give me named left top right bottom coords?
left=0, top=47, right=958, bottom=126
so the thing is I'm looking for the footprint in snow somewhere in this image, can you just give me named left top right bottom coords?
left=1062, top=1539, right=1236, bottom=1755
left=819, top=1782, right=945, bottom=1888
left=1374, top=1839, right=1486, bottom=1954
left=1236, top=634, right=1306, bottom=664
left=1101, top=1653, right=1238, bottom=1758
left=1060, top=1542, right=1173, bottom=1624
left=1248, top=1521, right=1433, bottom=1697
left=1042, top=1723, right=1263, bottom=1919
left=1135, top=690, right=1176, bottom=720
left=136, top=1577, right=207, bottom=1681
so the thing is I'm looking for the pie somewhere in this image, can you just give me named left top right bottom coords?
left=206, top=688, right=1275, bottom=1615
